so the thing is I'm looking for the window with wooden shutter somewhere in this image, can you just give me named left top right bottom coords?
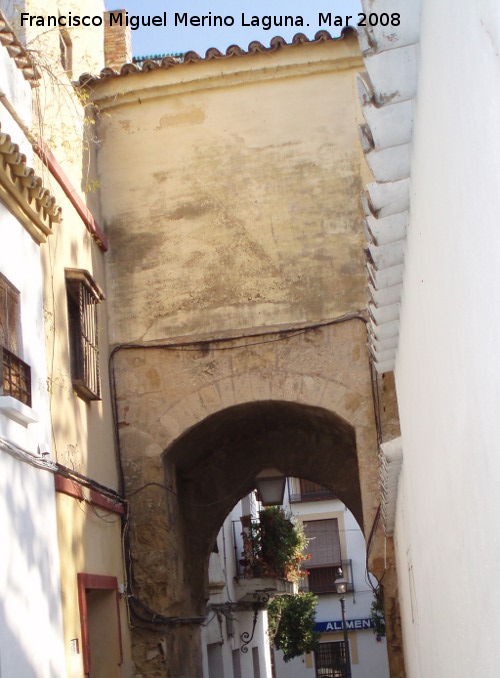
left=0, top=274, right=19, bottom=354
left=304, top=519, right=341, bottom=567
left=303, top=519, right=342, bottom=594
left=0, top=274, right=31, bottom=406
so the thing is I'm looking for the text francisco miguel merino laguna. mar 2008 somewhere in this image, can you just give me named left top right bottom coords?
left=20, top=10, right=402, bottom=31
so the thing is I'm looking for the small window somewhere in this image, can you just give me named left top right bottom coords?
left=0, top=274, right=31, bottom=406
left=66, top=269, right=104, bottom=401
left=304, top=519, right=342, bottom=567
left=59, top=26, right=73, bottom=76
left=315, top=641, right=350, bottom=677
left=303, top=519, right=342, bottom=594
left=0, top=273, right=19, bottom=354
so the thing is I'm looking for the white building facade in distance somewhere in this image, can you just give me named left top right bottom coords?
left=273, top=479, right=390, bottom=678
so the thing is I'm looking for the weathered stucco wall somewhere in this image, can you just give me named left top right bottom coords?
left=94, top=34, right=366, bottom=343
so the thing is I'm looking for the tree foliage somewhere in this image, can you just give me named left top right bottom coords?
left=267, top=593, right=320, bottom=662
left=370, top=588, right=386, bottom=638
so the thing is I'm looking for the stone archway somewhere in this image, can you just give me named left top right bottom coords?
left=168, top=399, right=362, bottom=614
left=112, top=319, right=389, bottom=676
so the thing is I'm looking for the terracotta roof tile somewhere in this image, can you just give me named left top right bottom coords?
left=79, top=28, right=356, bottom=86
left=0, top=123, right=62, bottom=242
left=0, top=11, right=41, bottom=85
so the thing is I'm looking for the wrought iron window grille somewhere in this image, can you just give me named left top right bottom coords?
left=0, top=346, right=31, bottom=406
left=66, top=269, right=104, bottom=402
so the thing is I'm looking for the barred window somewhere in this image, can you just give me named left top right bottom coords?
left=315, top=641, right=350, bottom=678
left=66, top=269, right=104, bottom=401
left=0, top=274, right=31, bottom=406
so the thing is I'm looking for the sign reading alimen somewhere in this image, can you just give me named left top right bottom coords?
left=315, top=618, right=375, bottom=632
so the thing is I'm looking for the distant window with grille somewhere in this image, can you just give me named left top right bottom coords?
left=315, top=641, right=349, bottom=678
left=303, top=519, right=342, bottom=594
left=66, top=269, right=104, bottom=401
left=0, top=274, right=31, bottom=406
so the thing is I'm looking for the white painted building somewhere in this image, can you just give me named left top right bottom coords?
left=358, top=1, right=500, bottom=676
left=203, top=493, right=274, bottom=678
left=0, top=16, right=66, bottom=677
left=273, top=480, right=390, bottom=678
left=204, top=481, right=390, bottom=678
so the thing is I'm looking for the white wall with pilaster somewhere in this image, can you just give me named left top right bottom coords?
left=394, top=1, right=500, bottom=677
left=0, top=37, right=66, bottom=678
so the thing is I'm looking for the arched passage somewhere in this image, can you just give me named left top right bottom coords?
left=166, top=400, right=362, bottom=614
left=113, top=321, right=389, bottom=675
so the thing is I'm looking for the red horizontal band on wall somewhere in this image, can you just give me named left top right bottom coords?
left=89, top=489, right=125, bottom=515
left=54, top=474, right=124, bottom=515
left=54, top=474, right=84, bottom=501
left=35, top=141, right=108, bottom=252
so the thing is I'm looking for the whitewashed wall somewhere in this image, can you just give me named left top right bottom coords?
left=394, top=1, right=500, bottom=676
left=0, top=41, right=66, bottom=678
left=202, top=498, right=273, bottom=678
left=274, top=496, right=390, bottom=678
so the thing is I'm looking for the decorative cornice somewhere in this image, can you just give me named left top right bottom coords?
left=0, top=11, right=41, bottom=85
left=357, top=0, right=421, bottom=373
left=0, top=123, right=61, bottom=243
left=78, top=28, right=356, bottom=86
left=379, top=437, right=403, bottom=536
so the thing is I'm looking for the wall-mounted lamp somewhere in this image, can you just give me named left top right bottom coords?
left=254, top=468, right=286, bottom=506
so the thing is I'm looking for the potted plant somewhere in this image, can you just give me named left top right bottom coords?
left=241, top=507, right=309, bottom=583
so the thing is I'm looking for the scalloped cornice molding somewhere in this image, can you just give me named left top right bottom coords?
left=0, top=123, right=61, bottom=243
left=0, top=11, right=40, bottom=86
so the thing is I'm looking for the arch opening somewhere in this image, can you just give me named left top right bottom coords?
left=164, top=400, right=363, bottom=614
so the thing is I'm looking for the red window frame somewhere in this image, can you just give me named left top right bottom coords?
left=77, top=573, right=123, bottom=675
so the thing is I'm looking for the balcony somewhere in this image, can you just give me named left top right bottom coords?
left=300, top=559, right=354, bottom=596
left=288, top=478, right=336, bottom=503
left=232, top=508, right=306, bottom=604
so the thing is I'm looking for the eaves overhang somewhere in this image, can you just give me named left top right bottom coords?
left=0, top=11, right=41, bottom=85
left=357, top=0, right=421, bottom=373
left=79, top=27, right=356, bottom=86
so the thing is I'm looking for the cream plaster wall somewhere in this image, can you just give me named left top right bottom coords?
left=55, top=493, right=132, bottom=678
left=93, top=36, right=366, bottom=345
left=393, top=1, right=500, bottom=677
